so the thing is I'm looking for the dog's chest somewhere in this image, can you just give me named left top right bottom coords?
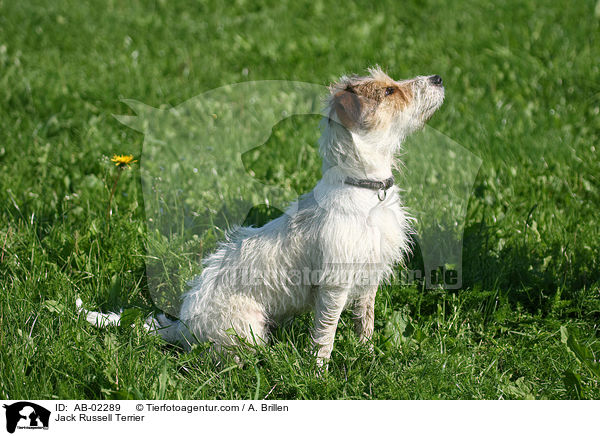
left=327, top=187, right=409, bottom=265
left=364, top=197, right=407, bottom=260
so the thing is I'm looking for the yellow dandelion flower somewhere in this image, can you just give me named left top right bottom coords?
left=111, top=154, right=137, bottom=169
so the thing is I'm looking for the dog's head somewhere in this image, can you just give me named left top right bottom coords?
left=325, top=66, right=444, bottom=153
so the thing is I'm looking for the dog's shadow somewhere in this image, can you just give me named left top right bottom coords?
left=405, top=215, right=600, bottom=317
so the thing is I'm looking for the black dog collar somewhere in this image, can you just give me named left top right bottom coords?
left=344, top=176, right=395, bottom=201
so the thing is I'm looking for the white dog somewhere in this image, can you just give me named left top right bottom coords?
left=79, top=67, right=444, bottom=365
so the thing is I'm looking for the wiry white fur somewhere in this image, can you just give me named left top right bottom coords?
left=78, top=68, right=444, bottom=365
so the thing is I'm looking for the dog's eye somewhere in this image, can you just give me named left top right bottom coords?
left=385, top=87, right=395, bottom=96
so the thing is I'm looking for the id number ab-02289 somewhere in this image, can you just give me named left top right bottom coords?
left=74, top=404, right=121, bottom=412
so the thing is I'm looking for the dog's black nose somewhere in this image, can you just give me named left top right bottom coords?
left=429, top=75, right=443, bottom=86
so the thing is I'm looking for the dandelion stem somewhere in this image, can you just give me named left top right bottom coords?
left=106, top=168, right=123, bottom=225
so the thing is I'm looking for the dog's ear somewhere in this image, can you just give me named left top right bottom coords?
left=331, top=87, right=361, bottom=129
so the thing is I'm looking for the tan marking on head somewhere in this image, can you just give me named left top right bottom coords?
left=328, top=66, right=414, bottom=131
left=332, top=88, right=361, bottom=129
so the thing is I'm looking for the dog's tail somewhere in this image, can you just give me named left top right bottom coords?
left=75, top=298, right=195, bottom=348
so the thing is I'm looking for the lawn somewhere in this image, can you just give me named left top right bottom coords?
left=0, top=0, right=599, bottom=399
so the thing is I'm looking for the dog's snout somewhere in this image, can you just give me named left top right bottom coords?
left=429, top=75, right=443, bottom=86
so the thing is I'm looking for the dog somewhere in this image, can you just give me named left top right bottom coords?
left=78, top=67, right=444, bottom=365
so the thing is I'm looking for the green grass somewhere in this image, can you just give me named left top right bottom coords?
left=1, top=0, right=599, bottom=399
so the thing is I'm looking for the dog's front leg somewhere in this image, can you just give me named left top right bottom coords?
left=353, top=287, right=377, bottom=345
left=311, top=286, right=349, bottom=367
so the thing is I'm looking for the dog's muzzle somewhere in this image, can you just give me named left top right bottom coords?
left=429, top=75, right=443, bottom=86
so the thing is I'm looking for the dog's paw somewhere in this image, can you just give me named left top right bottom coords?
left=357, top=336, right=375, bottom=354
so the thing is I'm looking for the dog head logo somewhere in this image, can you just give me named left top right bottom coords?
left=115, top=74, right=481, bottom=314
left=3, top=402, right=50, bottom=434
